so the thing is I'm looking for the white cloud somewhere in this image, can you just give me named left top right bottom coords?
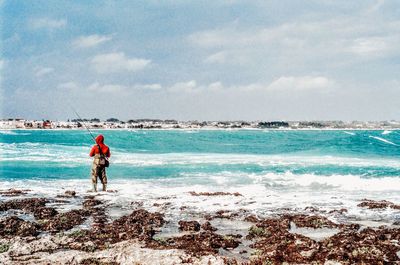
left=87, top=82, right=126, bottom=93
left=135, top=83, right=162, bottom=90
left=91, top=52, right=151, bottom=73
left=57, top=82, right=79, bottom=90
left=350, top=38, right=388, bottom=55
left=35, top=67, right=54, bottom=77
left=168, top=80, right=197, bottom=93
left=204, top=51, right=227, bottom=64
left=30, top=18, right=67, bottom=30
left=73, top=34, right=112, bottom=48
left=167, top=80, right=225, bottom=93
left=189, top=16, right=400, bottom=67
left=267, top=76, right=333, bottom=91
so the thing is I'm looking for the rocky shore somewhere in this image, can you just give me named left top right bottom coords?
left=0, top=189, right=399, bottom=264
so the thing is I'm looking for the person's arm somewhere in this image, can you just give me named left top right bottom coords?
left=106, top=148, right=111, bottom=158
left=89, top=146, right=95, bottom=157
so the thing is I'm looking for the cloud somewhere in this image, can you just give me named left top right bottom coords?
left=30, top=18, right=67, bottom=30
left=87, top=82, right=126, bottom=93
left=204, top=51, right=227, bottom=64
left=168, top=80, right=197, bottom=93
left=91, top=52, right=151, bottom=73
left=167, top=80, right=225, bottom=93
left=165, top=77, right=332, bottom=93
left=349, top=37, right=388, bottom=55
left=267, top=76, right=333, bottom=91
left=57, top=82, right=79, bottom=90
left=135, top=83, right=162, bottom=90
left=73, top=34, right=112, bottom=48
left=188, top=16, right=400, bottom=68
left=35, top=67, right=54, bottom=77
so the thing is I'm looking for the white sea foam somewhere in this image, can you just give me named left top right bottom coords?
left=369, top=136, right=398, bottom=146
left=382, top=130, right=393, bottom=135
left=2, top=142, right=400, bottom=169
left=343, top=131, right=355, bottom=136
left=0, top=130, right=31, bottom=135
left=2, top=176, right=399, bottom=225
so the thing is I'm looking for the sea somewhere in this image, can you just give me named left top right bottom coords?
left=1, top=129, right=400, bottom=226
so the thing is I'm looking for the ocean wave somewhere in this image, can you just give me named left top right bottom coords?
left=382, top=130, right=392, bottom=135
left=178, top=171, right=400, bottom=192
left=369, top=136, right=398, bottom=146
left=1, top=147, right=400, bottom=169
left=0, top=130, right=31, bottom=135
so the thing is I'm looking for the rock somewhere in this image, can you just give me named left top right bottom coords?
left=41, top=209, right=90, bottom=232
left=65, top=190, right=76, bottom=196
left=244, top=215, right=260, bottom=223
left=357, top=199, right=400, bottom=209
left=201, top=221, right=217, bottom=232
left=0, top=198, right=47, bottom=212
left=33, top=207, right=58, bottom=220
left=79, top=257, right=119, bottom=265
left=0, top=216, right=39, bottom=237
left=178, top=220, right=201, bottom=232
left=163, top=231, right=240, bottom=256
left=189, top=191, right=242, bottom=197
left=83, top=198, right=103, bottom=208
left=0, top=189, right=30, bottom=197
left=71, top=209, right=165, bottom=251
left=328, top=208, right=348, bottom=214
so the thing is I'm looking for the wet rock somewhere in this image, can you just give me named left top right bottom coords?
left=179, top=220, right=201, bottom=232
left=72, top=209, right=164, bottom=250
left=163, top=231, right=240, bottom=256
left=0, top=216, right=39, bottom=237
left=57, top=190, right=77, bottom=198
left=314, top=227, right=400, bottom=263
left=244, top=215, right=260, bottom=223
left=33, top=207, right=58, bottom=220
left=83, top=198, right=102, bottom=208
left=0, top=198, right=47, bottom=212
left=0, top=189, right=30, bottom=197
left=189, top=191, right=242, bottom=197
left=65, top=190, right=76, bottom=197
left=247, top=214, right=400, bottom=264
left=358, top=199, right=400, bottom=209
left=79, top=258, right=119, bottom=265
left=328, top=208, right=348, bottom=214
left=41, top=209, right=90, bottom=232
left=201, top=221, right=217, bottom=232
left=287, top=214, right=339, bottom=229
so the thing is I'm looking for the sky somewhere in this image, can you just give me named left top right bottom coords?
left=1, top=0, right=400, bottom=121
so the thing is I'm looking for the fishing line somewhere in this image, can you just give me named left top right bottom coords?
left=69, top=105, right=96, bottom=143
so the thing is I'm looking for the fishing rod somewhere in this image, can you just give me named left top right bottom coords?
left=71, top=107, right=96, bottom=143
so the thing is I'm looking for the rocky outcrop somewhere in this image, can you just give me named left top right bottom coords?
left=0, top=216, right=39, bottom=237
left=358, top=199, right=400, bottom=209
left=178, top=220, right=201, bottom=232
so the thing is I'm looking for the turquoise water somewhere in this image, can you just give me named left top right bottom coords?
left=0, top=129, right=399, bottom=182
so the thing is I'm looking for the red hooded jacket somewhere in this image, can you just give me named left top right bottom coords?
left=89, top=135, right=111, bottom=157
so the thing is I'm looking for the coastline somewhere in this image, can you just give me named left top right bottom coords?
left=0, top=187, right=399, bottom=264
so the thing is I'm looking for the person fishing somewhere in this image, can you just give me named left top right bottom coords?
left=89, top=134, right=111, bottom=192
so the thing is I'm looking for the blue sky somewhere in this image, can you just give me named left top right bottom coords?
left=1, top=0, right=400, bottom=120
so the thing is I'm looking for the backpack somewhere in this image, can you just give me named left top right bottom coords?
left=97, top=144, right=109, bottom=168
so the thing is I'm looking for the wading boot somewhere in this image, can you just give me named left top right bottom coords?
left=102, top=184, right=107, bottom=192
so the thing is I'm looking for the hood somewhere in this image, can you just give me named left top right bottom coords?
left=95, top=134, right=104, bottom=145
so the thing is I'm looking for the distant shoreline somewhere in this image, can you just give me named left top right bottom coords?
left=1, top=119, right=400, bottom=130
left=1, top=127, right=400, bottom=131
